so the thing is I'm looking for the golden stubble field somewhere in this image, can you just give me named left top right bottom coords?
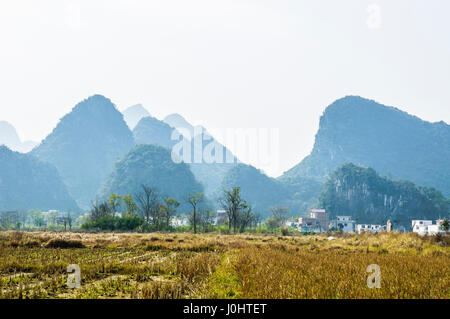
left=0, top=231, right=448, bottom=299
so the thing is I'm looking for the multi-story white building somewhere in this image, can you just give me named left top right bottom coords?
left=412, top=220, right=445, bottom=236
left=356, top=224, right=386, bottom=234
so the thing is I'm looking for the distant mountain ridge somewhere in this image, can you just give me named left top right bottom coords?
left=133, top=116, right=177, bottom=149
left=31, top=95, right=134, bottom=208
left=123, top=104, right=151, bottom=130
left=0, top=146, right=79, bottom=212
left=133, top=114, right=239, bottom=196
left=0, top=121, right=38, bottom=153
left=280, top=96, right=450, bottom=197
left=163, top=113, right=195, bottom=140
left=3, top=93, right=447, bottom=222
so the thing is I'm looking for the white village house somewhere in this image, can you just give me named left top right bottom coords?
left=332, top=216, right=356, bottom=233
left=412, top=219, right=445, bottom=236
left=170, top=215, right=189, bottom=227
left=287, top=208, right=445, bottom=235
left=356, top=224, right=386, bottom=234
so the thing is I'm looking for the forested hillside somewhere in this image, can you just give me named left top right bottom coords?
left=31, top=95, right=134, bottom=208
left=319, top=163, right=449, bottom=229
left=218, top=164, right=323, bottom=218
left=281, top=96, right=450, bottom=197
left=98, top=144, right=204, bottom=213
left=0, top=146, right=79, bottom=212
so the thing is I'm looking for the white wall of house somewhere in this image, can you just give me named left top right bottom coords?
left=171, top=216, right=189, bottom=227
left=356, top=224, right=385, bottom=234
left=412, top=220, right=445, bottom=236
left=335, top=216, right=355, bottom=232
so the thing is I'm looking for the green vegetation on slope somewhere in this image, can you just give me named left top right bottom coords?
left=281, top=96, right=450, bottom=197
left=98, top=144, right=204, bottom=214
left=218, top=164, right=322, bottom=218
left=0, top=146, right=79, bottom=212
left=134, top=114, right=238, bottom=197
left=133, top=116, right=177, bottom=149
left=31, top=95, right=134, bottom=208
left=319, top=163, right=449, bottom=229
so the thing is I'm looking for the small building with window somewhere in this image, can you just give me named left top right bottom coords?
left=294, top=209, right=330, bottom=232
left=309, top=209, right=329, bottom=231
left=297, top=216, right=322, bottom=232
left=332, top=216, right=356, bottom=233
left=412, top=220, right=445, bottom=236
left=356, top=224, right=386, bottom=234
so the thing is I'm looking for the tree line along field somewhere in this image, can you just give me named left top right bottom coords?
left=0, top=231, right=448, bottom=299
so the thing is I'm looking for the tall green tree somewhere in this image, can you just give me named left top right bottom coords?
left=123, top=194, right=138, bottom=217
left=108, top=194, right=122, bottom=218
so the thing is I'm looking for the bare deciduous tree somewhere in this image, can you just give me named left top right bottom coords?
left=90, top=201, right=111, bottom=221
left=135, top=185, right=161, bottom=225
left=160, top=197, right=180, bottom=229
left=238, top=206, right=255, bottom=233
left=267, top=206, right=289, bottom=229
left=219, top=186, right=250, bottom=233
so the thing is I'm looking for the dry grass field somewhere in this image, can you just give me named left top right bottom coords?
left=0, top=231, right=448, bottom=299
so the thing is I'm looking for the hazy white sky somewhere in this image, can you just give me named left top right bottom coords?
left=1, top=0, right=449, bottom=177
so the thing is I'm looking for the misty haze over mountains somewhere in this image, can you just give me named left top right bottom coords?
left=0, top=121, right=38, bottom=153
left=280, top=96, right=450, bottom=197
left=123, top=104, right=151, bottom=130
left=132, top=109, right=239, bottom=197
left=30, top=95, right=135, bottom=209
left=0, top=94, right=448, bottom=224
left=0, top=146, right=79, bottom=212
